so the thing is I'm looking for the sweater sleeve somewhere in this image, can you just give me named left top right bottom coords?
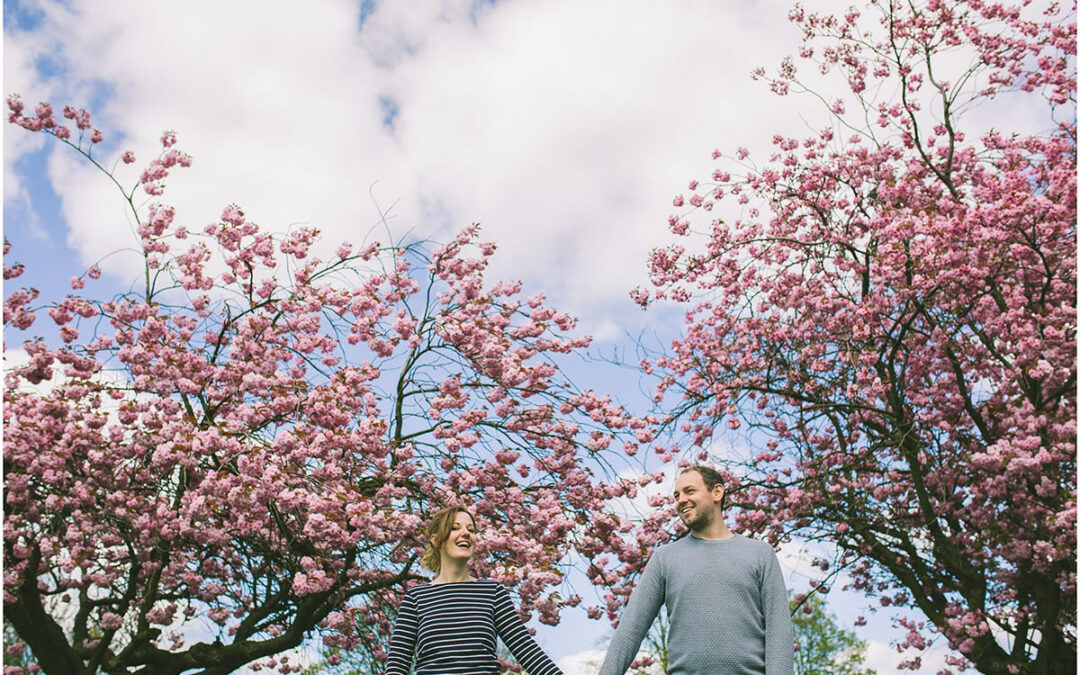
left=384, top=590, right=418, bottom=675
left=597, top=551, right=665, bottom=675
left=761, top=549, right=795, bottom=675
left=492, top=584, right=563, bottom=675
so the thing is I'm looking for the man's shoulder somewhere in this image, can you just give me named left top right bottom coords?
left=725, top=532, right=782, bottom=557
left=651, top=533, right=699, bottom=561
left=660, top=534, right=692, bottom=550
left=739, top=532, right=781, bottom=552
left=653, top=535, right=690, bottom=556
left=636, top=536, right=680, bottom=573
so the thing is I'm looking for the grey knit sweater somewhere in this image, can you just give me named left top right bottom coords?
left=598, top=533, right=794, bottom=675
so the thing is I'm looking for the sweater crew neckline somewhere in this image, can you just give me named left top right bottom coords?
left=686, top=532, right=739, bottom=543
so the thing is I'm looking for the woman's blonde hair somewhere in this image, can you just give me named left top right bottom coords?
left=420, top=506, right=477, bottom=573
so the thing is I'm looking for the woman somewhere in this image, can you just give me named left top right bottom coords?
left=385, top=505, right=563, bottom=675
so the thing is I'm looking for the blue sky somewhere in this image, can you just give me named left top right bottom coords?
left=2, top=0, right=983, bottom=671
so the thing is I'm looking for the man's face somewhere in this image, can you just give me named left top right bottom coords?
left=673, top=470, right=722, bottom=532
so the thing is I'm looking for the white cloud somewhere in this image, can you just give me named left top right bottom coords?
left=384, top=0, right=817, bottom=325
left=7, top=0, right=408, bottom=272
left=556, top=648, right=605, bottom=675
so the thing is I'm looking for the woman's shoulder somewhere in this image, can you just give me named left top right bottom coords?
left=403, top=580, right=453, bottom=596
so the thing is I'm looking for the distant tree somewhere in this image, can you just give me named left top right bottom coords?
left=792, top=593, right=874, bottom=675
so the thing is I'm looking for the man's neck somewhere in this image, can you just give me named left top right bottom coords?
left=691, top=518, right=733, bottom=541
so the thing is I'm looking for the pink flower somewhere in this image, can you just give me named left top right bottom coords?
left=99, top=612, right=123, bottom=629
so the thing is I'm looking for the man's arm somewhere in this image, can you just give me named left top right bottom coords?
left=597, top=551, right=665, bottom=675
left=761, top=550, right=794, bottom=675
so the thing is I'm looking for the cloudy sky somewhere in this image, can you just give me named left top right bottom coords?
left=4, top=0, right=971, bottom=671
left=3, top=0, right=834, bottom=339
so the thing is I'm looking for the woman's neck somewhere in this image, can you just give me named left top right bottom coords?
left=433, top=558, right=473, bottom=584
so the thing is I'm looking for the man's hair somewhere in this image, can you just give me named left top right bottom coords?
left=681, top=465, right=727, bottom=512
left=420, top=505, right=476, bottom=573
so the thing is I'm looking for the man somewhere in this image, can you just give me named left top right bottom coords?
left=598, top=465, right=794, bottom=675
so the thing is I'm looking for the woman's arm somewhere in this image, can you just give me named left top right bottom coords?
left=384, top=591, right=419, bottom=675
left=492, top=584, right=563, bottom=675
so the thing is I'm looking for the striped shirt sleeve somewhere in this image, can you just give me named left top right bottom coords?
left=491, top=584, right=563, bottom=675
left=385, top=589, right=418, bottom=675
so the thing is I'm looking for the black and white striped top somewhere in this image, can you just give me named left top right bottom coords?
left=385, top=578, right=563, bottom=675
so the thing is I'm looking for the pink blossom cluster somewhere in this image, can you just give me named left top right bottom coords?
left=139, top=133, right=192, bottom=196
left=6, top=95, right=100, bottom=143
left=636, top=1, right=1076, bottom=672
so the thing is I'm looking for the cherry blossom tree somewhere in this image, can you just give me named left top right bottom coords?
left=636, top=1, right=1075, bottom=673
left=3, top=98, right=651, bottom=674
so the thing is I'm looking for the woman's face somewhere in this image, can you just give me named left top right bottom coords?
left=439, top=511, right=477, bottom=564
